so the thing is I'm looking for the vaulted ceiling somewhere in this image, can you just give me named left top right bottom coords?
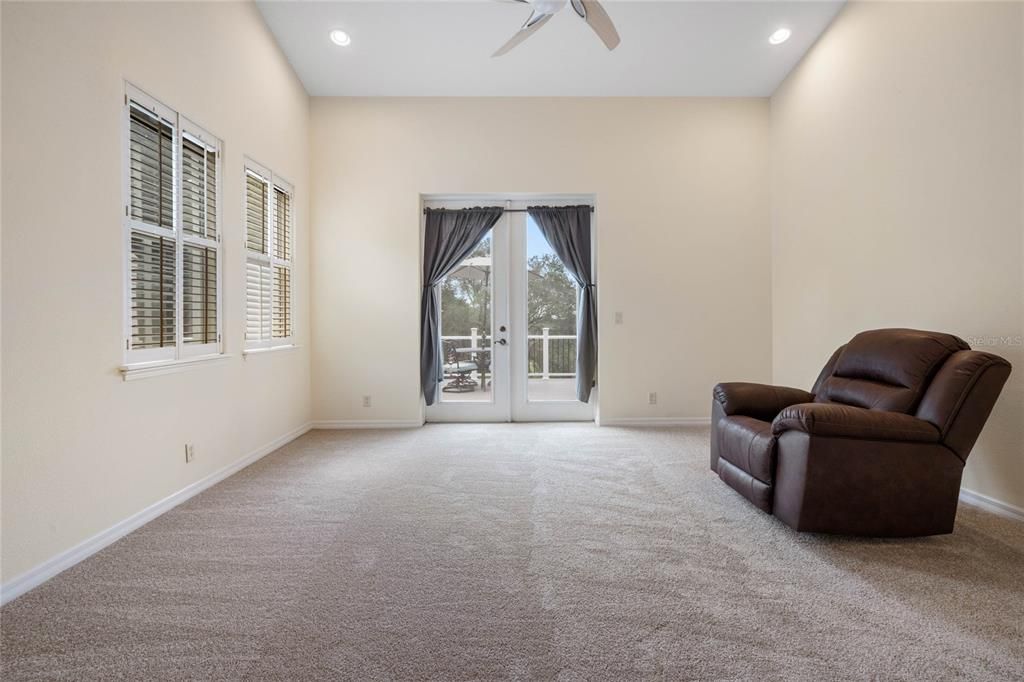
left=257, top=0, right=845, bottom=96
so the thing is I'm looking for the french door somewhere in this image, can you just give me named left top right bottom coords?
left=424, top=198, right=595, bottom=423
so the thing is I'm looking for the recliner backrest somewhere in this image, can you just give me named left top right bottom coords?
left=916, top=350, right=1013, bottom=460
left=811, top=345, right=845, bottom=395
left=813, top=329, right=969, bottom=413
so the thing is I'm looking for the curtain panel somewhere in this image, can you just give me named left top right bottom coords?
left=420, top=207, right=504, bottom=405
left=528, top=205, right=597, bottom=403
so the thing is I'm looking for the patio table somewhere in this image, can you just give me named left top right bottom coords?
left=456, top=347, right=491, bottom=389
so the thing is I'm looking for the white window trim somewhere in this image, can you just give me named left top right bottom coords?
left=242, top=344, right=301, bottom=358
left=120, top=353, right=233, bottom=382
left=243, top=158, right=295, bottom=351
left=122, top=83, right=224, bottom=373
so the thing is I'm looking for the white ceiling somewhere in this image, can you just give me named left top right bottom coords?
left=257, top=0, right=845, bottom=97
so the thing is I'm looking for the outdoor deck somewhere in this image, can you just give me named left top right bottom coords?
left=438, top=377, right=577, bottom=402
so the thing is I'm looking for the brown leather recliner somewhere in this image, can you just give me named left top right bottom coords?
left=710, top=328, right=1012, bottom=537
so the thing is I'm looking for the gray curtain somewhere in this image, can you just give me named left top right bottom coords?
left=421, top=207, right=504, bottom=406
left=528, top=205, right=596, bottom=403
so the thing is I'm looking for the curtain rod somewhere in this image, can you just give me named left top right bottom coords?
left=423, top=206, right=594, bottom=215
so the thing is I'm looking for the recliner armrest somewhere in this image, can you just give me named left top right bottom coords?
left=713, top=383, right=814, bottom=421
left=772, top=403, right=941, bottom=443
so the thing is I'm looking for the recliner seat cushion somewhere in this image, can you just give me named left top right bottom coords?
left=716, top=415, right=777, bottom=484
left=815, top=329, right=969, bottom=413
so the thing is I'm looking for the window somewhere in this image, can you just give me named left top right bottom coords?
left=244, top=160, right=293, bottom=349
left=123, top=84, right=222, bottom=365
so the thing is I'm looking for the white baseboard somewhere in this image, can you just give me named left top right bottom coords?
left=0, top=421, right=313, bottom=606
left=599, top=417, right=711, bottom=427
left=959, top=487, right=1024, bottom=522
left=311, top=419, right=424, bottom=429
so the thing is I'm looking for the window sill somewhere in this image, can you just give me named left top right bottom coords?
left=242, top=344, right=300, bottom=359
left=120, top=353, right=232, bottom=382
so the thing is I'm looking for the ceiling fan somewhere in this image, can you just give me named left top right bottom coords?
left=493, top=0, right=621, bottom=57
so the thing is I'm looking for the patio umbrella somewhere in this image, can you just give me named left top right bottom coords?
left=451, top=255, right=546, bottom=282
left=449, top=255, right=491, bottom=281
left=448, top=256, right=492, bottom=338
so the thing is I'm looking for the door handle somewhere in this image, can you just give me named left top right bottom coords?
left=496, top=339, right=507, bottom=346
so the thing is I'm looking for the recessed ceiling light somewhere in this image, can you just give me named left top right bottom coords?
left=769, top=28, right=791, bottom=46
left=329, top=29, right=351, bottom=47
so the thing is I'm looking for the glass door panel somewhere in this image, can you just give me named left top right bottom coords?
left=525, top=217, right=580, bottom=403
left=424, top=200, right=509, bottom=422
left=509, top=209, right=594, bottom=422
left=438, top=232, right=493, bottom=403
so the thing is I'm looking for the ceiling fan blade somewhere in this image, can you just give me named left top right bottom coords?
left=491, top=11, right=554, bottom=57
left=575, top=0, right=620, bottom=51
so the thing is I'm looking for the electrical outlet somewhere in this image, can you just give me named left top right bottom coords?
left=185, top=443, right=195, bottom=463
left=614, top=311, right=624, bottom=325
left=362, top=395, right=372, bottom=408
left=648, top=392, right=657, bottom=405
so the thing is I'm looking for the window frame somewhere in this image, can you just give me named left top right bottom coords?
left=122, top=83, right=223, bottom=367
left=179, top=117, right=222, bottom=359
left=243, top=158, right=294, bottom=350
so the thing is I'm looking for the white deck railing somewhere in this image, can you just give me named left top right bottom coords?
left=442, top=327, right=576, bottom=379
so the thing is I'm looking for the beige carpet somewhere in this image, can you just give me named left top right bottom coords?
left=2, top=424, right=1023, bottom=680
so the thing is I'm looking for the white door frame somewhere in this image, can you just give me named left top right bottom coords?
left=422, top=194, right=596, bottom=423
left=507, top=203, right=596, bottom=422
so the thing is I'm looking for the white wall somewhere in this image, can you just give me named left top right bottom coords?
left=1, top=1, right=311, bottom=582
left=309, top=97, right=772, bottom=425
left=771, top=1, right=1024, bottom=508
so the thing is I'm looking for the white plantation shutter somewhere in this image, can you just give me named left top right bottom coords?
left=246, top=260, right=271, bottom=342
left=182, top=244, right=217, bottom=344
left=272, top=187, right=293, bottom=339
left=245, top=168, right=270, bottom=347
left=129, top=231, right=176, bottom=349
left=181, top=138, right=207, bottom=237
left=273, top=265, right=291, bottom=339
left=123, top=85, right=222, bottom=365
left=128, top=106, right=174, bottom=229
left=179, top=126, right=219, bottom=354
left=274, top=187, right=292, bottom=261
left=206, top=148, right=217, bottom=238
left=126, top=97, right=176, bottom=357
left=246, top=172, right=268, bottom=254
left=245, top=163, right=293, bottom=349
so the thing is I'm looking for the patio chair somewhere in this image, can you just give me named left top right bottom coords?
left=442, top=345, right=478, bottom=393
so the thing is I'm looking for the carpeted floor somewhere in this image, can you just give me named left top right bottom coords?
left=2, top=424, right=1023, bottom=680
